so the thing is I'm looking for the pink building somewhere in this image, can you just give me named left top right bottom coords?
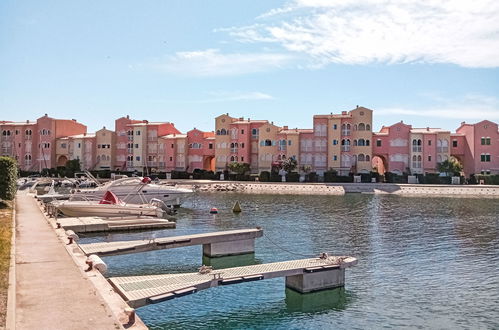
left=373, top=122, right=451, bottom=175
left=454, top=120, right=499, bottom=175
left=186, top=129, right=215, bottom=171
left=1, top=114, right=86, bottom=171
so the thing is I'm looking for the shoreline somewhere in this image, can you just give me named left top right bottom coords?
left=171, top=180, right=499, bottom=197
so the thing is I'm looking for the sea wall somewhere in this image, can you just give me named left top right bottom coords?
left=176, top=181, right=499, bottom=197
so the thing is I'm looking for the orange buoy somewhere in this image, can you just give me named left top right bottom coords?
left=209, top=207, right=218, bottom=214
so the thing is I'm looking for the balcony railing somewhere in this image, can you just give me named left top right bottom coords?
left=341, top=130, right=350, bottom=136
left=127, top=148, right=133, bottom=153
left=147, top=161, right=158, bottom=167
left=278, top=145, right=287, bottom=151
left=412, top=146, right=422, bottom=152
left=437, top=147, right=449, bottom=153
left=230, top=148, right=238, bottom=153
left=127, top=136, right=134, bottom=141
left=341, top=146, right=350, bottom=152
left=25, top=136, right=32, bottom=140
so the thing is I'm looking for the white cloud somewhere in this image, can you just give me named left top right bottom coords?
left=155, top=49, right=295, bottom=76
left=226, top=0, right=499, bottom=68
left=376, top=94, right=499, bottom=120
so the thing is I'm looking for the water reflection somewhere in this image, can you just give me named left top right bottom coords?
left=202, top=253, right=261, bottom=269
left=285, top=287, right=350, bottom=313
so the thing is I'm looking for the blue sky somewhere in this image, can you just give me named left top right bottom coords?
left=1, top=0, right=498, bottom=133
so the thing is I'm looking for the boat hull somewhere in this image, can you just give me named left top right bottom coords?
left=56, top=202, right=163, bottom=218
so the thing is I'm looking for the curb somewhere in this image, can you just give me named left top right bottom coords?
left=6, top=197, right=16, bottom=330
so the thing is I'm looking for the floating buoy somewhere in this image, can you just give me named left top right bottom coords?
left=209, top=207, right=218, bottom=214
left=232, top=201, right=242, bottom=213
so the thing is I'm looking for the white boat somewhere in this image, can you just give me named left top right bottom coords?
left=71, top=175, right=193, bottom=207
left=54, top=190, right=165, bottom=218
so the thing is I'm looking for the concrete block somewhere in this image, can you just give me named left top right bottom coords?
left=285, top=268, right=345, bottom=293
left=203, top=238, right=255, bottom=257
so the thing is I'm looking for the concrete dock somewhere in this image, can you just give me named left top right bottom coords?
left=56, top=215, right=176, bottom=233
left=11, top=191, right=140, bottom=329
left=109, top=256, right=357, bottom=308
left=79, top=228, right=263, bottom=257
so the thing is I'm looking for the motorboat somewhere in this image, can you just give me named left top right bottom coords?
left=70, top=173, right=193, bottom=207
left=54, top=185, right=165, bottom=218
left=36, top=180, right=70, bottom=202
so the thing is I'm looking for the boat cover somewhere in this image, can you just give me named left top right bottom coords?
left=99, top=191, right=122, bottom=205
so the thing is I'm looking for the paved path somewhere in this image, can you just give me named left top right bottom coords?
left=13, top=192, right=122, bottom=330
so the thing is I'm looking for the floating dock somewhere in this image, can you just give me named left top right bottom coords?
left=79, top=228, right=263, bottom=257
left=109, top=256, right=357, bottom=308
left=56, top=216, right=176, bottom=233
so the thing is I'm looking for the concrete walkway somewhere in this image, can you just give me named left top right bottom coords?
left=12, top=192, right=122, bottom=330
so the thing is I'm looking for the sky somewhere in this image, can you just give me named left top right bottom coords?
left=1, top=0, right=498, bottom=133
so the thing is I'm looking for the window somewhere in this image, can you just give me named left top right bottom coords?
left=169, top=157, right=173, bottom=161
left=428, top=140, right=432, bottom=146
left=288, top=140, right=292, bottom=146
left=241, top=157, right=244, bottom=162
left=333, top=139, right=337, bottom=145
left=333, top=124, right=337, bottom=130
left=358, top=123, right=365, bottom=131
left=61, top=143, right=67, bottom=148
left=136, top=156, right=140, bottom=161
left=77, top=143, right=81, bottom=148
left=481, top=153, right=491, bottom=162
left=366, top=140, right=370, bottom=146
left=241, top=143, right=245, bottom=148
left=366, top=124, right=371, bottom=131
left=333, top=155, right=337, bottom=161
left=453, top=140, right=458, bottom=147
left=135, top=144, right=139, bottom=148
left=136, top=131, right=141, bottom=136
left=428, top=155, right=432, bottom=161
left=209, top=143, right=213, bottom=149
left=241, top=129, right=244, bottom=134
left=264, top=139, right=272, bottom=146
left=251, top=128, right=259, bottom=139
left=376, top=139, right=382, bottom=147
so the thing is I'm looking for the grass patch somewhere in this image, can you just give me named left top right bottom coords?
left=0, top=200, right=13, bottom=328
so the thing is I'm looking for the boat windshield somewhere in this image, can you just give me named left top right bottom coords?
left=99, top=191, right=122, bottom=205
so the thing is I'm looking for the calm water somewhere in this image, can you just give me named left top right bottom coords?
left=79, top=193, right=499, bottom=329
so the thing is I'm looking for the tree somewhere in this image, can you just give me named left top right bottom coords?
left=0, top=157, right=18, bottom=201
left=281, top=157, right=297, bottom=173
left=66, top=159, right=81, bottom=172
left=438, top=157, right=463, bottom=176
left=228, top=162, right=250, bottom=175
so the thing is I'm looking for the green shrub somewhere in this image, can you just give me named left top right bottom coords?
left=306, top=172, right=318, bottom=182
left=171, top=170, right=190, bottom=179
left=286, top=172, right=300, bottom=182
left=259, top=171, right=270, bottom=182
left=0, top=157, right=18, bottom=200
left=474, top=174, right=499, bottom=185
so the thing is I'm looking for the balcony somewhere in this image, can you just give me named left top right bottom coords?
left=127, top=136, right=134, bottom=141
left=341, top=130, right=351, bottom=136
left=437, top=147, right=449, bottom=153
left=230, top=148, right=238, bottom=154
left=341, top=146, right=350, bottom=152
left=412, top=146, right=422, bottom=152
left=127, top=148, right=133, bottom=154
left=25, top=136, right=32, bottom=141
left=278, top=145, right=287, bottom=151
left=147, top=161, right=158, bottom=167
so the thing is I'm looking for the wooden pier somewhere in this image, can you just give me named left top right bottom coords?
left=109, top=256, right=357, bottom=308
left=79, top=228, right=263, bottom=257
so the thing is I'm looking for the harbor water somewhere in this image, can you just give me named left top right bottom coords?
left=79, top=193, right=499, bottom=329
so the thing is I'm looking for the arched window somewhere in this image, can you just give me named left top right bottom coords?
left=264, top=139, right=272, bottom=146
left=358, top=139, right=365, bottom=146
left=366, top=139, right=370, bottom=146
left=353, top=140, right=358, bottom=146
left=353, top=124, right=357, bottom=131
left=366, top=124, right=371, bottom=131
left=366, top=155, right=370, bottom=161
left=216, top=130, right=220, bottom=135
left=220, top=128, right=227, bottom=135
left=358, top=123, right=365, bottom=131
left=358, top=154, right=365, bottom=162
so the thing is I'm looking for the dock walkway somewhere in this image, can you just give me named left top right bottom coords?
left=79, top=228, right=263, bottom=257
left=12, top=192, right=123, bottom=329
left=109, top=256, right=357, bottom=308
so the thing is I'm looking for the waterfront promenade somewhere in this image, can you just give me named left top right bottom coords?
left=9, top=192, right=124, bottom=329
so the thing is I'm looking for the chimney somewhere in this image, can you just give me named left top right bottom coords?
left=83, top=132, right=86, bottom=136
left=144, top=120, right=148, bottom=124
left=426, top=127, right=430, bottom=131
left=283, top=126, right=288, bottom=130
left=44, top=113, right=48, bottom=117
left=248, top=118, right=250, bottom=122
left=126, top=115, right=129, bottom=119
left=26, top=120, right=29, bottom=123
left=226, top=113, right=229, bottom=116
left=271, top=121, right=274, bottom=125
left=356, top=105, right=359, bottom=108
left=72, top=119, right=76, bottom=121
left=239, top=117, right=243, bottom=121
left=461, top=121, right=465, bottom=125
left=342, top=111, right=347, bottom=115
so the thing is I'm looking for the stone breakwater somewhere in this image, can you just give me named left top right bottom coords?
left=191, top=183, right=346, bottom=195
left=176, top=181, right=499, bottom=197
